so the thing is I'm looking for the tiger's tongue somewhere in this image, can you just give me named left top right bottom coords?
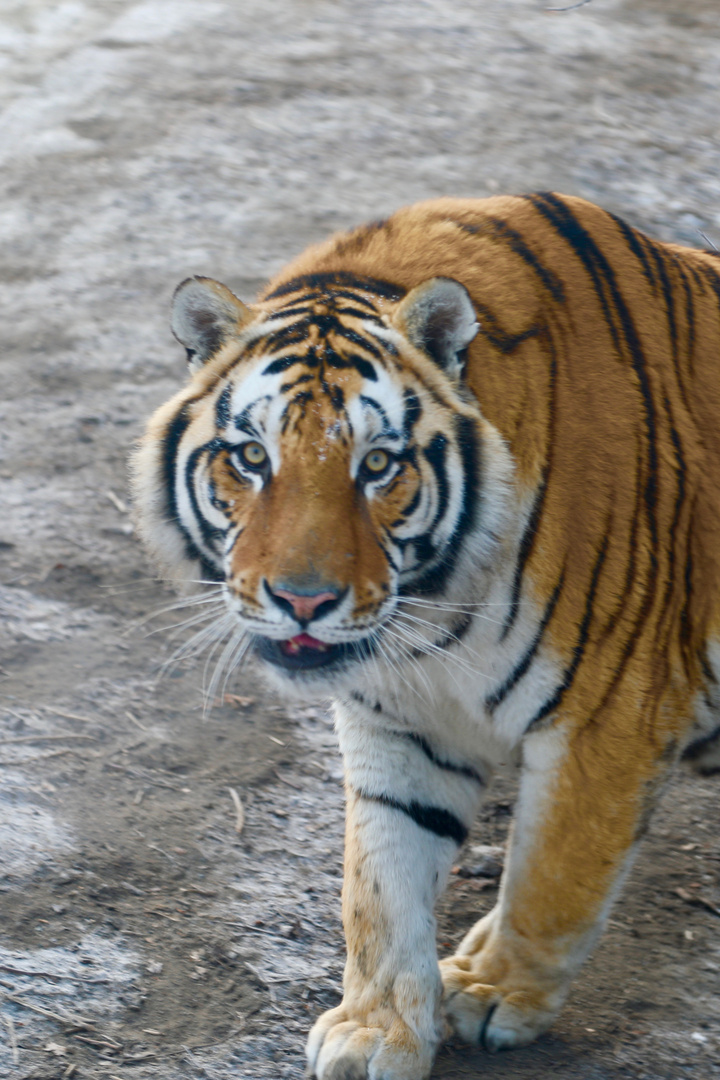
left=283, top=633, right=328, bottom=653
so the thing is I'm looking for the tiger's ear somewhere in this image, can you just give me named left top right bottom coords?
left=171, top=276, right=252, bottom=371
left=393, top=277, right=479, bottom=378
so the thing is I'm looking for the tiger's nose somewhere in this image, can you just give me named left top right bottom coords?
left=265, top=583, right=341, bottom=623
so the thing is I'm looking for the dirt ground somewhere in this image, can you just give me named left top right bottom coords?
left=1, top=1, right=719, bottom=1077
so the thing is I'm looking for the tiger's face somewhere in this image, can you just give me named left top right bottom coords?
left=135, top=274, right=511, bottom=686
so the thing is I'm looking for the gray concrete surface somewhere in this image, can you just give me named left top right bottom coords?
left=1, top=1, right=719, bottom=1077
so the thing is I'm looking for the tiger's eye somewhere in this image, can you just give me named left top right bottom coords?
left=240, top=441, right=267, bottom=468
left=363, top=449, right=390, bottom=475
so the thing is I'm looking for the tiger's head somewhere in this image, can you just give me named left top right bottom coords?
left=132, top=272, right=513, bottom=690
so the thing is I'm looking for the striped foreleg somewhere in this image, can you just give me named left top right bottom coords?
left=307, top=703, right=488, bottom=1080
left=441, top=711, right=677, bottom=1052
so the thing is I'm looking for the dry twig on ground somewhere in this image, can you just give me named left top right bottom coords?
left=228, top=787, right=245, bottom=834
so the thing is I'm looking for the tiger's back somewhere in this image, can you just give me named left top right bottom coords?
left=132, top=194, right=720, bottom=1080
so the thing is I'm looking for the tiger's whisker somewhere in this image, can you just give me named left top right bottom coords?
left=220, top=634, right=253, bottom=701
left=380, top=631, right=436, bottom=705
left=399, top=597, right=506, bottom=623
left=380, top=626, right=437, bottom=701
left=126, top=589, right=225, bottom=634
left=145, top=604, right=226, bottom=641
left=385, top=623, right=466, bottom=694
left=392, top=610, right=492, bottom=665
left=160, top=611, right=236, bottom=675
left=200, top=618, right=240, bottom=712
left=206, top=627, right=249, bottom=713
left=373, top=635, right=420, bottom=705
left=389, top=617, right=492, bottom=681
left=394, top=609, right=487, bottom=653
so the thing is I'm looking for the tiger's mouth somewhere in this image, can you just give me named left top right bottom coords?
left=253, top=631, right=372, bottom=673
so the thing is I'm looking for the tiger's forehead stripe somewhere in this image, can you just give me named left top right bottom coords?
left=209, top=293, right=416, bottom=457
left=261, top=269, right=407, bottom=304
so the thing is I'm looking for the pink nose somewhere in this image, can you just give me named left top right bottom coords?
left=272, top=589, right=338, bottom=621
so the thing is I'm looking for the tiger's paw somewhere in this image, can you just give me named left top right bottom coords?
left=306, top=1004, right=437, bottom=1080
left=439, top=953, right=565, bottom=1053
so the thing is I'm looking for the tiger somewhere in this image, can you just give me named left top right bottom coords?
left=131, top=193, right=720, bottom=1080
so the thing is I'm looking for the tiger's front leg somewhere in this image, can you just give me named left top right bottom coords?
left=307, top=701, right=487, bottom=1080
left=440, top=713, right=678, bottom=1053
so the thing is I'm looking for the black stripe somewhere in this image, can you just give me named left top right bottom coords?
left=303, top=311, right=384, bottom=361
left=486, top=573, right=564, bottom=713
left=318, top=288, right=380, bottom=309
left=259, top=324, right=312, bottom=353
left=399, top=731, right=485, bottom=785
left=337, top=306, right=387, bottom=324
left=682, top=724, right=720, bottom=761
left=396, top=484, right=422, bottom=522
left=424, top=434, right=450, bottom=529
left=526, top=195, right=623, bottom=357
left=262, top=353, right=309, bottom=376
left=607, top=212, right=657, bottom=292
left=215, top=384, right=231, bottom=430
left=280, top=390, right=315, bottom=431
left=355, top=789, right=468, bottom=845
left=331, top=350, right=378, bottom=382
left=405, top=415, right=480, bottom=595
left=162, top=404, right=203, bottom=559
left=273, top=304, right=312, bottom=317
left=263, top=271, right=406, bottom=303
left=185, top=443, right=228, bottom=551
left=590, top=514, right=666, bottom=723
left=402, top=390, right=422, bottom=437
left=599, top=436, right=642, bottom=640
left=328, top=321, right=383, bottom=362
left=407, top=438, right=450, bottom=573
left=369, top=329, right=399, bottom=357
left=648, top=243, right=678, bottom=364
left=501, top=470, right=548, bottom=640
left=161, top=403, right=224, bottom=581
left=498, top=321, right=557, bottom=642
left=525, top=522, right=611, bottom=732
left=647, top=413, right=687, bottom=673
left=358, top=395, right=394, bottom=437
left=688, top=264, right=707, bottom=295
left=328, top=382, right=345, bottom=411
left=483, top=217, right=566, bottom=302
left=675, top=260, right=696, bottom=376
left=527, top=194, right=659, bottom=551
left=472, top=303, right=542, bottom=354
left=162, top=404, right=191, bottom=530
left=279, top=372, right=314, bottom=393
left=629, top=399, right=685, bottom=683
left=234, top=398, right=271, bottom=436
